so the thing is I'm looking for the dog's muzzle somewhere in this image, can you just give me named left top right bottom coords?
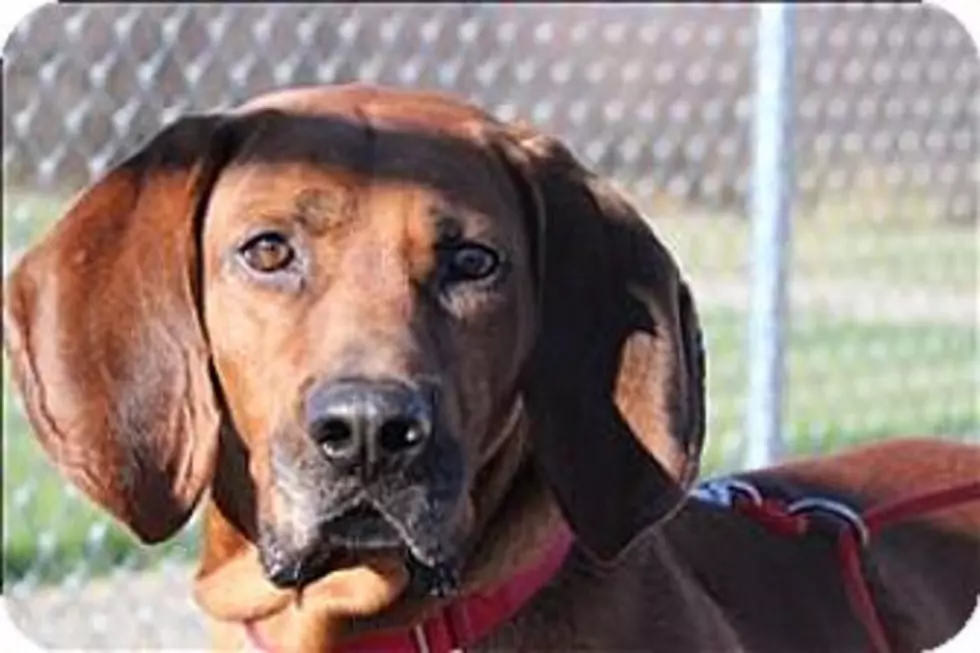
left=260, top=378, right=466, bottom=595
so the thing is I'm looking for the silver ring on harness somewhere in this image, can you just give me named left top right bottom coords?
left=786, top=497, right=871, bottom=547
left=690, top=478, right=765, bottom=508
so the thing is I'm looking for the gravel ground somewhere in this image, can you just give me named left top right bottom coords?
left=6, top=563, right=208, bottom=650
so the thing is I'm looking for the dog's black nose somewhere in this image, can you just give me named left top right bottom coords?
left=304, top=379, right=433, bottom=477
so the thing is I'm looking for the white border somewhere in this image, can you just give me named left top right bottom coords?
left=0, top=0, right=57, bottom=646
left=929, top=0, right=980, bottom=56
left=925, top=2, right=980, bottom=649
left=1, top=1, right=978, bottom=651
left=927, top=600, right=980, bottom=653
left=0, top=597, right=44, bottom=652
left=0, top=0, right=48, bottom=54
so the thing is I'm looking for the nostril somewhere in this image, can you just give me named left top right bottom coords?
left=378, top=417, right=427, bottom=453
left=305, top=380, right=435, bottom=469
left=313, top=418, right=355, bottom=450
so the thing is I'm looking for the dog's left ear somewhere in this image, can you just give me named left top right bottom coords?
left=491, top=124, right=707, bottom=562
left=2, top=115, right=240, bottom=544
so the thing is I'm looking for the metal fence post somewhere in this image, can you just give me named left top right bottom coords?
left=744, top=3, right=795, bottom=469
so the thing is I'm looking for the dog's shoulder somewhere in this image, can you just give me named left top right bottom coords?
left=744, top=437, right=979, bottom=508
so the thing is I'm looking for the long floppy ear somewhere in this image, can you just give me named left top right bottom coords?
left=497, top=125, right=707, bottom=562
left=2, top=115, right=238, bottom=543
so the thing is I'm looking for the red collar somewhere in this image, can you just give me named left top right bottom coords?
left=245, top=527, right=574, bottom=653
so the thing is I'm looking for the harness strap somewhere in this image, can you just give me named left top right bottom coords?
left=694, top=476, right=980, bottom=653
left=835, top=481, right=980, bottom=653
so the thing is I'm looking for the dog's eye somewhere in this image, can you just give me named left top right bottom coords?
left=239, top=232, right=295, bottom=273
left=442, top=243, right=500, bottom=282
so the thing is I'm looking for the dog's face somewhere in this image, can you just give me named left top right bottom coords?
left=200, top=113, right=538, bottom=588
left=3, top=84, right=705, bottom=621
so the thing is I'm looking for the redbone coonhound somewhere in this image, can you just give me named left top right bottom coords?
left=4, top=84, right=979, bottom=653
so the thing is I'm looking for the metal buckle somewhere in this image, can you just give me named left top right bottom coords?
left=412, top=625, right=431, bottom=653
left=787, top=497, right=870, bottom=547
left=411, top=623, right=466, bottom=653
left=691, top=478, right=764, bottom=508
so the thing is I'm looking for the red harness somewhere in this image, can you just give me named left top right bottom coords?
left=245, top=526, right=574, bottom=653
left=700, top=477, right=980, bottom=653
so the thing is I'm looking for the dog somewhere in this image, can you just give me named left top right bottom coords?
left=4, top=84, right=979, bottom=653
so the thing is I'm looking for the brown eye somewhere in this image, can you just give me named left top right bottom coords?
left=239, top=232, right=295, bottom=273
left=443, top=243, right=500, bottom=282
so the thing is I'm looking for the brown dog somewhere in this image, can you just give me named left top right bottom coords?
left=4, top=84, right=979, bottom=653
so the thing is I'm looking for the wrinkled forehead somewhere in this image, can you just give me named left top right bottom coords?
left=206, top=111, right=527, bottom=241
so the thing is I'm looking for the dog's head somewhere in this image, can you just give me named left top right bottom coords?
left=3, top=84, right=705, bottom=618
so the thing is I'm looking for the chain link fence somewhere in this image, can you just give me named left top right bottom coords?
left=3, top=4, right=977, bottom=649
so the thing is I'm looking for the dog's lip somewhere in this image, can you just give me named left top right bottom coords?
left=264, top=504, right=409, bottom=589
left=279, top=504, right=460, bottom=597
left=264, top=538, right=408, bottom=590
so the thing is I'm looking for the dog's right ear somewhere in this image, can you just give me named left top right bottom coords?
left=492, top=123, right=707, bottom=563
left=2, top=114, right=242, bottom=543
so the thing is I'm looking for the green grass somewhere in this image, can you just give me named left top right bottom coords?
left=3, top=192, right=68, bottom=256
left=654, top=213, right=977, bottom=293
left=698, top=309, right=978, bottom=471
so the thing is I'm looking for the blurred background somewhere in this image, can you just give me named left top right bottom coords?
left=2, top=4, right=976, bottom=648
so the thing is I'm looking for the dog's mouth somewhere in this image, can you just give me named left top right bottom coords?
left=260, top=503, right=460, bottom=599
